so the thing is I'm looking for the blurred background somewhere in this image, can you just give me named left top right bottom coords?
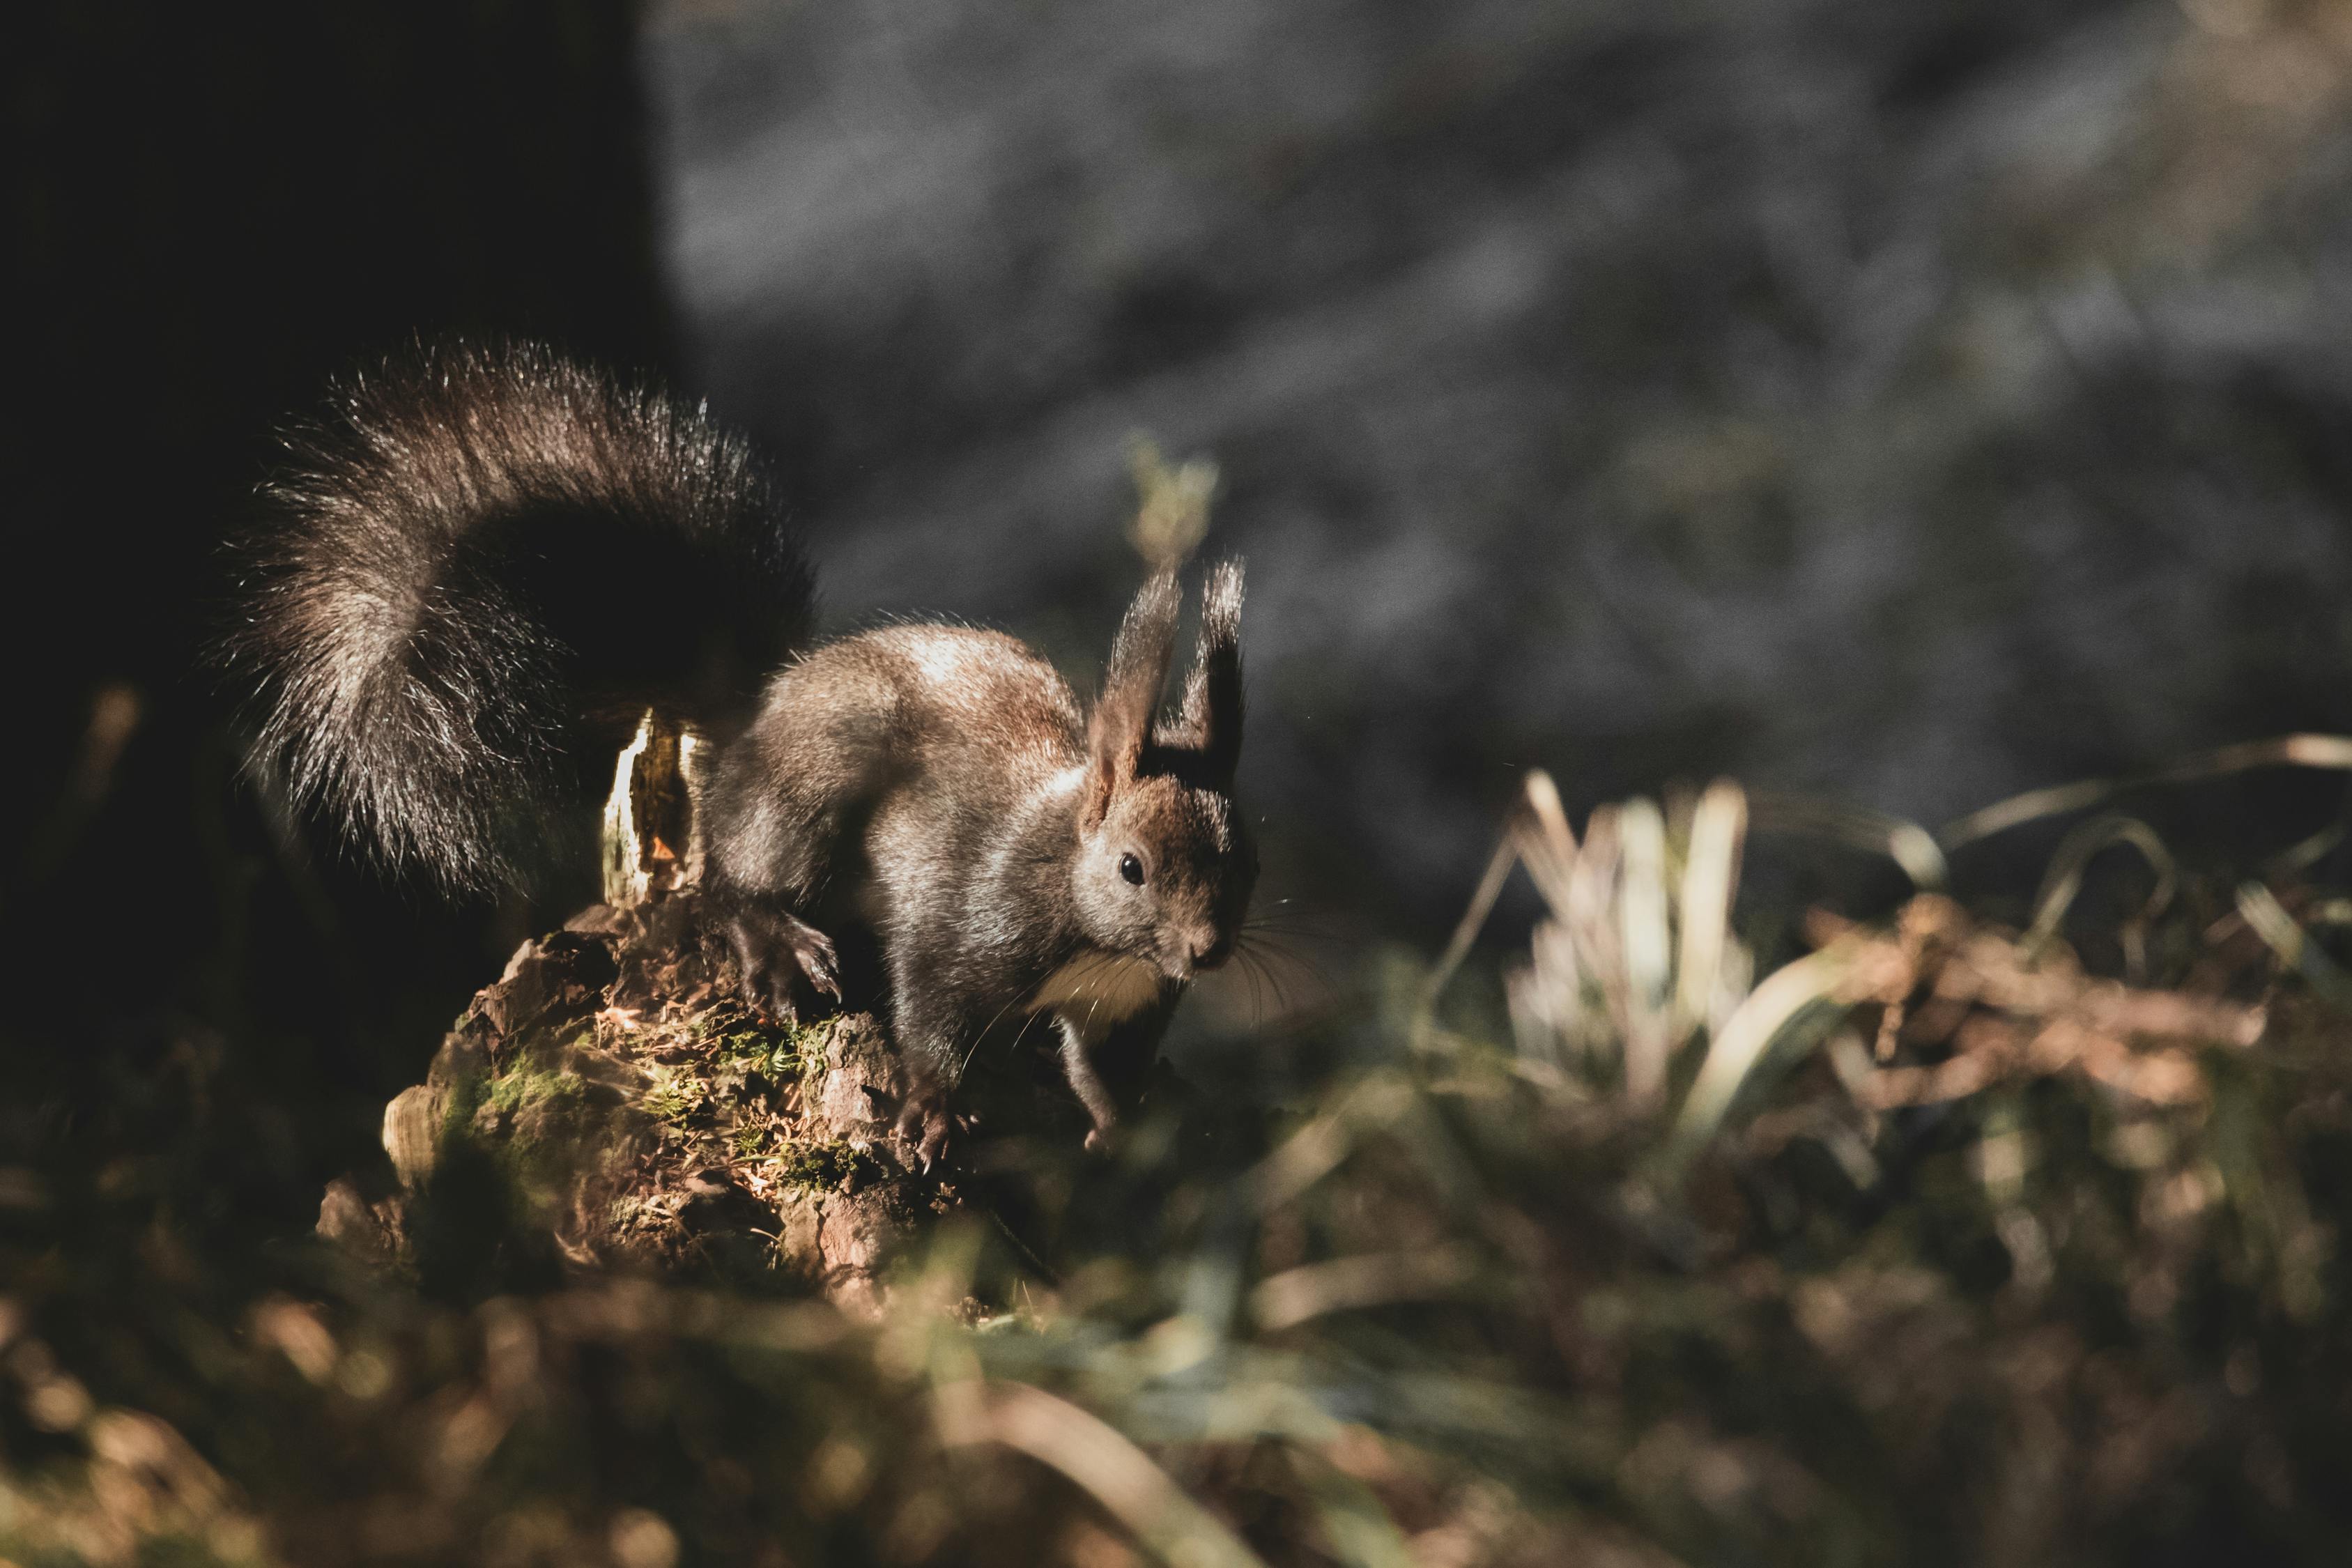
left=648, top=0, right=2352, bottom=919
left=12, top=0, right=2352, bottom=1190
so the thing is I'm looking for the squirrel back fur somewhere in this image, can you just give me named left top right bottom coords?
left=225, top=341, right=813, bottom=892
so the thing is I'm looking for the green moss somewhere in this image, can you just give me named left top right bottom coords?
left=692, top=1004, right=815, bottom=1083
left=486, top=1068, right=585, bottom=1117
left=643, top=1066, right=707, bottom=1127
left=772, top=1138, right=885, bottom=1192
left=440, top=1057, right=491, bottom=1147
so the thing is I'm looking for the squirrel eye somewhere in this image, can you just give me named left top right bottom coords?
left=1118, top=852, right=1145, bottom=886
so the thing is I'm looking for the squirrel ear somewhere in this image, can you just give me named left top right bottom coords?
left=1084, top=569, right=1181, bottom=827
left=1178, top=560, right=1244, bottom=783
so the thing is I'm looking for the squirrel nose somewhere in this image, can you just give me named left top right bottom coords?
left=1191, top=932, right=1232, bottom=970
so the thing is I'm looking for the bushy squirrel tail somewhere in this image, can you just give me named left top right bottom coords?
left=224, top=340, right=813, bottom=894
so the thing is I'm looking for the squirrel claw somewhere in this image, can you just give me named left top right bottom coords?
left=896, top=1085, right=953, bottom=1174
left=728, top=911, right=841, bottom=1014
left=801, top=941, right=842, bottom=1003
left=740, top=964, right=799, bottom=1025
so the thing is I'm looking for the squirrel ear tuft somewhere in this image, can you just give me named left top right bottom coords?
left=1084, top=569, right=1181, bottom=826
left=1178, top=559, right=1245, bottom=783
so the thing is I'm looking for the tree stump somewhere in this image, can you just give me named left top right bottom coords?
left=319, top=891, right=1050, bottom=1312
left=319, top=712, right=1103, bottom=1312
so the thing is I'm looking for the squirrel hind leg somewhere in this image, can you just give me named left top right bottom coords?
left=877, top=981, right=971, bottom=1174
left=723, top=903, right=842, bottom=1020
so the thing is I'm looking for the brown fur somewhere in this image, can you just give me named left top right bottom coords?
left=229, top=342, right=1253, bottom=1165
left=224, top=340, right=810, bottom=891
left=705, top=578, right=1256, bottom=1162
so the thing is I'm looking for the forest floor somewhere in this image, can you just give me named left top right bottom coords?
left=10, top=748, right=2352, bottom=1567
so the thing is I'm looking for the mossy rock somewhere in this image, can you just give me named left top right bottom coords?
left=318, top=893, right=1071, bottom=1314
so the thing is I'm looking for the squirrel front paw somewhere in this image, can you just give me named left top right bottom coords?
left=893, top=1080, right=955, bottom=1174
left=728, top=908, right=843, bottom=1020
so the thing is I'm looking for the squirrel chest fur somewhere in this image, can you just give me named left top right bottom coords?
left=1026, top=951, right=1166, bottom=1024
left=226, top=342, right=1256, bottom=1168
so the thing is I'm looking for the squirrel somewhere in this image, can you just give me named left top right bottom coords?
left=227, top=341, right=1256, bottom=1167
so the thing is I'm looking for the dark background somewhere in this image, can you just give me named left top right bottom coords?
left=11, top=0, right=666, bottom=1204
left=11, top=0, right=2352, bottom=1205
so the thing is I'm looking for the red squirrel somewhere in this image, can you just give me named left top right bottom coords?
left=227, top=341, right=1255, bottom=1167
